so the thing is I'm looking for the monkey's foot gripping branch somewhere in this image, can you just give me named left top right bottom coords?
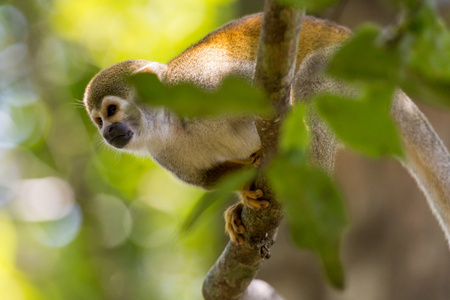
left=242, top=189, right=268, bottom=209
left=224, top=188, right=268, bottom=244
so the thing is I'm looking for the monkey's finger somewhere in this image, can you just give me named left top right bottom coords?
left=250, top=148, right=263, bottom=168
left=231, top=215, right=245, bottom=233
left=243, top=197, right=270, bottom=210
left=241, top=188, right=269, bottom=209
left=242, top=189, right=263, bottom=199
left=224, top=202, right=245, bottom=244
left=234, top=235, right=244, bottom=244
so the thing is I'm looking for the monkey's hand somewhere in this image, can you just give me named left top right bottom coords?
left=226, top=148, right=262, bottom=168
left=225, top=187, right=269, bottom=244
left=224, top=148, right=266, bottom=244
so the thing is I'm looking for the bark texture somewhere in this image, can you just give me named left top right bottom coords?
left=202, top=1, right=304, bottom=299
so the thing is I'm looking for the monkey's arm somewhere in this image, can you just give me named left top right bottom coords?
left=198, top=149, right=267, bottom=244
left=392, top=91, right=450, bottom=246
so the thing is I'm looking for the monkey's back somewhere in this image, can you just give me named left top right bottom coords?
left=165, top=13, right=351, bottom=88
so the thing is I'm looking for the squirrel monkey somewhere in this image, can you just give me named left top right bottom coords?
left=83, top=13, right=450, bottom=246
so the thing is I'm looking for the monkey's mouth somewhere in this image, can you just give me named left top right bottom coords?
left=110, top=131, right=134, bottom=148
left=104, top=122, right=134, bottom=149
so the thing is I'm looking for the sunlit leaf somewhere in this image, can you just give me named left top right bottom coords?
left=327, top=24, right=401, bottom=83
left=267, top=151, right=347, bottom=288
left=51, top=0, right=236, bottom=65
left=315, top=85, right=403, bottom=157
left=130, top=73, right=272, bottom=117
left=179, top=168, right=257, bottom=235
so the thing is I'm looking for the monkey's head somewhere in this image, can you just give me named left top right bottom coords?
left=83, top=59, right=168, bottom=151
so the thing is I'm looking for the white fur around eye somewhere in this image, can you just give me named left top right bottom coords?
left=102, top=96, right=129, bottom=112
left=90, top=109, right=100, bottom=123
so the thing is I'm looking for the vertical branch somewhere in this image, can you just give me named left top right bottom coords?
left=253, top=0, right=304, bottom=163
left=202, top=1, right=304, bottom=299
left=254, top=1, right=304, bottom=117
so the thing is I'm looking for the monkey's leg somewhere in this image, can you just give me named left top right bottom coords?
left=308, top=112, right=337, bottom=172
left=292, top=48, right=341, bottom=172
left=206, top=148, right=266, bottom=244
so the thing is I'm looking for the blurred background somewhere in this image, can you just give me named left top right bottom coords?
left=1, top=0, right=450, bottom=299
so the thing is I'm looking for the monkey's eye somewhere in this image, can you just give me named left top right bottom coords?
left=96, top=117, right=103, bottom=128
left=107, top=105, right=117, bottom=117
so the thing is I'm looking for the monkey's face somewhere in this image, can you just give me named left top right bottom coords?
left=84, top=60, right=166, bottom=152
left=88, top=95, right=144, bottom=150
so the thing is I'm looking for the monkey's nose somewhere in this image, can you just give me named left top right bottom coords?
left=103, top=122, right=134, bottom=148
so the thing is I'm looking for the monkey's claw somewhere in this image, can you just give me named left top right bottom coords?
left=250, top=148, right=263, bottom=168
left=225, top=203, right=245, bottom=244
left=241, top=188, right=269, bottom=210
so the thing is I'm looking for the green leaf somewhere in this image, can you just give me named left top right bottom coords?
left=272, top=99, right=347, bottom=287
left=315, top=85, right=404, bottom=157
left=401, top=72, right=450, bottom=107
left=267, top=151, right=347, bottom=288
left=398, top=6, right=450, bottom=106
left=327, top=24, right=401, bottom=83
left=278, top=0, right=339, bottom=11
left=179, top=168, right=257, bottom=235
left=279, top=104, right=309, bottom=155
left=130, top=73, right=272, bottom=118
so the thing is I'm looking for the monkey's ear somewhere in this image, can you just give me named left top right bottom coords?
left=134, top=62, right=168, bottom=81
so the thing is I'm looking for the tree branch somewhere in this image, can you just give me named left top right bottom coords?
left=202, top=1, right=304, bottom=299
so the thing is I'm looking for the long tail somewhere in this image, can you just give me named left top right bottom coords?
left=392, top=91, right=450, bottom=247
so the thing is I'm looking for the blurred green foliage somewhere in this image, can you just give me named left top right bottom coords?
left=131, top=73, right=273, bottom=117
left=51, top=0, right=234, bottom=66
left=267, top=106, right=347, bottom=288
left=1, top=0, right=450, bottom=299
left=279, top=0, right=339, bottom=12
left=318, top=2, right=450, bottom=160
left=327, top=4, right=450, bottom=108
left=316, top=84, right=403, bottom=158
left=327, top=25, right=402, bottom=83
left=0, top=0, right=235, bottom=299
left=180, top=168, right=257, bottom=235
